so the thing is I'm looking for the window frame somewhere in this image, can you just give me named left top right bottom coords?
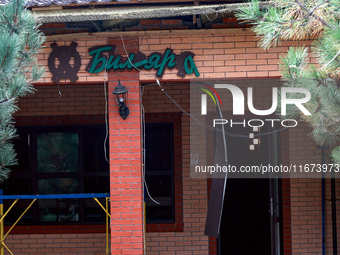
left=2, top=115, right=109, bottom=227
left=145, top=112, right=183, bottom=232
left=145, top=121, right=175, bottom=223
left=3, top=114, right=183, bottom=233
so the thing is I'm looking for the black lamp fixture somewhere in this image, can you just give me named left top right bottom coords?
left=112, top=79, right=129, bottom=120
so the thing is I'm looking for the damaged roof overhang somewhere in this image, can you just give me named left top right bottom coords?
left=33, top=2, right=270, bottom=23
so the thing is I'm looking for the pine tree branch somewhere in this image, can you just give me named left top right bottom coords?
left=0, top=0, right=44, bottom=180
left=14, top=0, right=19, bottom=24
left=16, top=32, right=31, bottom=68
left=1, top=132, right=13, bottom=145
left=0, top=97, right=15, bottom=105
left=310, top=0, right=329, bottom=14
left=0, top=10, right=16, bottom=32
left=293, top=0, right=332, bottom=28
left=0, top=42, right=11, bottom=70
left=319, top=49, right=340, bottom=70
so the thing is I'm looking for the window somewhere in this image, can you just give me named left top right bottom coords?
left=145, top=122, right=174, bottom=222
left=5, top=113, right=183, bottom=231
left=144, top=113, right=183, bottom=231
left=1, top=124, right=109, bottom=225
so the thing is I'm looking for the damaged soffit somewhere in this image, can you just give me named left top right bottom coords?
left=0, top=0, right=116, bottom=6
left=0, top=0, right=248, bottom=7
left=33, top=2, right=269, bottom=23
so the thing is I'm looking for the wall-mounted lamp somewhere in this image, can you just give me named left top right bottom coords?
left=112, top=79, right=129, bottom=120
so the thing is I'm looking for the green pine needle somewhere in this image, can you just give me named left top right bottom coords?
left=0, top=0, right=45, bottom=182
left=236, top=0, right=340, bottom=162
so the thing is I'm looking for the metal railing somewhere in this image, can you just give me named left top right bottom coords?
left=0, top=191, right=110, bottom=255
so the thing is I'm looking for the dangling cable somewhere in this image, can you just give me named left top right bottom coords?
left=120, top=33, right=161, bottom=204
left=119, top=33, right=288, bottom=138
left=215, top=93, right=228, bottom=164
left=56, top=77, right=61, bottom=101
left=141, top=84, right=160, bottom=205
left=103, top=56, right=109, bottom=163
left=155, top=79, right=288, bottom=138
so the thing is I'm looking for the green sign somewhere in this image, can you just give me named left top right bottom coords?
left=86, top=45, right=200, bottom=78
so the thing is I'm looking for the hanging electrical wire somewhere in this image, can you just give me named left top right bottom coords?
left=119, top=33, right=161, bottom=205
left=140, top=86, right=160, bottom=205
left=103, top=61, right=109, bottom=163
left=56, top=77, right=62, bottom=101
left=119, top=33, right=289, bottom=139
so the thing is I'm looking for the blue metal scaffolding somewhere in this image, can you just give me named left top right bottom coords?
left=0, top=192, right=110, bottom=255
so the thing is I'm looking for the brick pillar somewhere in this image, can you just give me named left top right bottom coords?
left=108, top=37, right=144, bottom=255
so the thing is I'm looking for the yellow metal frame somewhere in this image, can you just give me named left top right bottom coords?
left=93, top=197, right=111, bottom=254
left=0, top=197, right=111, bottom=255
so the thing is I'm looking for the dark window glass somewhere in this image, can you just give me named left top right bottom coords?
left=2, top=178, right=32, bottom=195
left=84, top=177, right=109, bottom=193
left=147, top=206, right=173, bottom=221
left=146, top=176, right=172, bottom=197
left=83, top=177, right=109, bottom=222
left=37, top=132, right=79, bottom=173
left=145, top=123, right=174, bottom=222
left=1, top=125, right=109, bottom=225
left=145, top=124, right=173, bottom=172
left=84, top=198, right=107, bottom=222
left=11, top=133, right=30, bottom=172
left=1, top=178, right=33, bottom=224
left=38, top=178, right=79, bottom=194
left=83, top=127, right=108, bottom=172
left=3, top=122, right=177, bottom=224
left=38, top=199, right=79, bottom=222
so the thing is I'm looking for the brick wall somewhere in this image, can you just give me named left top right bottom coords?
left=39, top=30, right=311, bottom=83
left=16, top=84, right=106, bottom=116
left=141, top=79, right=286, bottom=255
left=108, top=37, right=144, bottom=255
left=7, top=83, right=108, bottom=254
left=139, top=31, right=280, bottom=80
left=145, top=112, right=184, bottom=233
left=11, top=27, right=339, bottom=254
left=137, top=30, right=339, bottom=255
left=143, top=83, right=209, bottom=255
left=38, top=38, right=107, bottom=84
left=137, top=30, right=316, bottom=81
left=4, top=233, right=107, bottom=255
left=289, top=124, right=340, bottom=254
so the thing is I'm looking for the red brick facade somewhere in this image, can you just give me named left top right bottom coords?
left=2, top=26, right=339, bottom=255
left=107, top=37, right=144, bottom=255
